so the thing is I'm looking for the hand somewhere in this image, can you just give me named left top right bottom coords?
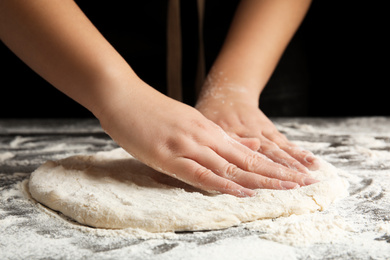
left=98, top=83, right=318, bottom=197
left=196, top=87, right=319, bottom=173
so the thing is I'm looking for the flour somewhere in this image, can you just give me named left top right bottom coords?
left=244, top=213, right=353, bottom=246
left=376, top=221, right=390, bottom=234
left=0, top=151, right=14, bottom=162
left=2, top=118, right=390, bottom=259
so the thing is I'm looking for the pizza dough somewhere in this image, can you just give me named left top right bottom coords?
left=28, top=148, right=348, bottom=232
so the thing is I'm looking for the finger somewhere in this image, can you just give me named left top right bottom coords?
left=258, top=136, right=309, bottom=174
left=215, top=139, right=319, bottom=187
left=168, top=157, right=256, bottom=197
left=191, top=146, right=300, bottom=190
left=263, top=131, right=319, bottom=170
left=280, top=145, right=320, bottom=171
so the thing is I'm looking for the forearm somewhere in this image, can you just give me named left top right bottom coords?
left=200, top=0, right=312, bottom=104
left=0, top=0, right=142, bottom=117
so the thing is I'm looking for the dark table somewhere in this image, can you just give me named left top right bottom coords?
left=1, top=118, right=389, bottom=259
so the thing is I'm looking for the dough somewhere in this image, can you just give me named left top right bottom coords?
left=28, top=148, right=348, bottom=232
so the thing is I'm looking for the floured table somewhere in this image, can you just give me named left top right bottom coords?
left=1, top=118, right=389, bottom=259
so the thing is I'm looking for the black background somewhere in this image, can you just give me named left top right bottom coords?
left=1, top=1, right=387, bottom=118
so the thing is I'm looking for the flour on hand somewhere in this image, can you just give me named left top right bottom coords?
left=28, top=148, right=348, bottom=233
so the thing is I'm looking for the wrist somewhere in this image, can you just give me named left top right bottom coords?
left=197, top=75, right=260, bottom=108
left=90, top=73, right=147, bottom=124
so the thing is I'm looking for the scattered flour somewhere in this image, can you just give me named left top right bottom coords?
left=244, top=213, right=353, bottom=246
left=0, top=151, right=15, bottom=162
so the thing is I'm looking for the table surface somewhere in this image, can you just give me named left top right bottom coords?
left=1, top=117, right=390, bottom=260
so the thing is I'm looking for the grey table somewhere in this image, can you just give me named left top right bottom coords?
left=1, top=118, right=390, bottom=259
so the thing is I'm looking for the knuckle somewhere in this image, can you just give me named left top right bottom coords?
left=190, top=117, right=215, bottom=135
left=243, top=152, right=262, bottom=172
left=259, top=177, right=282, bottom=189
left=258, top=138, right=273, bottom=152
left=163, top=135, right=191, bottom=155
left=222, top=163, right=240, bottom=180
left=193, top=167, right=213, bottom=184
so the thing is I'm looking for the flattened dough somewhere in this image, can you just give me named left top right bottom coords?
left=29, top=148, right=348, bottom=232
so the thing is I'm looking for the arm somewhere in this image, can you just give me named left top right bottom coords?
left=0, top=0, right=139, bottom=115
left=0, top=0, right=317, bottom=196
left=196, top=0, right=319, bottom=171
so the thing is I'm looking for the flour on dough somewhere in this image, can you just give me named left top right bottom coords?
left=28, top=148, right=349, bottom=232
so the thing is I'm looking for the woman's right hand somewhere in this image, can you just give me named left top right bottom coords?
left=98, top=82, right=318, bottom=197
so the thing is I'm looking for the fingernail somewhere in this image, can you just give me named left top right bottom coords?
left=304, top=154, right=321, bottom=171
left=305, top=154, right=316, bottom=164
left=303, top=177, right=320, bottom=185
left=281, top=181, right=300, bottom=190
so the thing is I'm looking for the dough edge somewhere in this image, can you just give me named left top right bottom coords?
left=29, top=148, right=349, bottom=233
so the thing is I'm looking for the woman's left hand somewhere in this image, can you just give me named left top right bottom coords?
left=196, top=92, right=319, bottom=173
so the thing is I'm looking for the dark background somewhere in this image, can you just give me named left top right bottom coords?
left=0, top=1, right=387, bottom=118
